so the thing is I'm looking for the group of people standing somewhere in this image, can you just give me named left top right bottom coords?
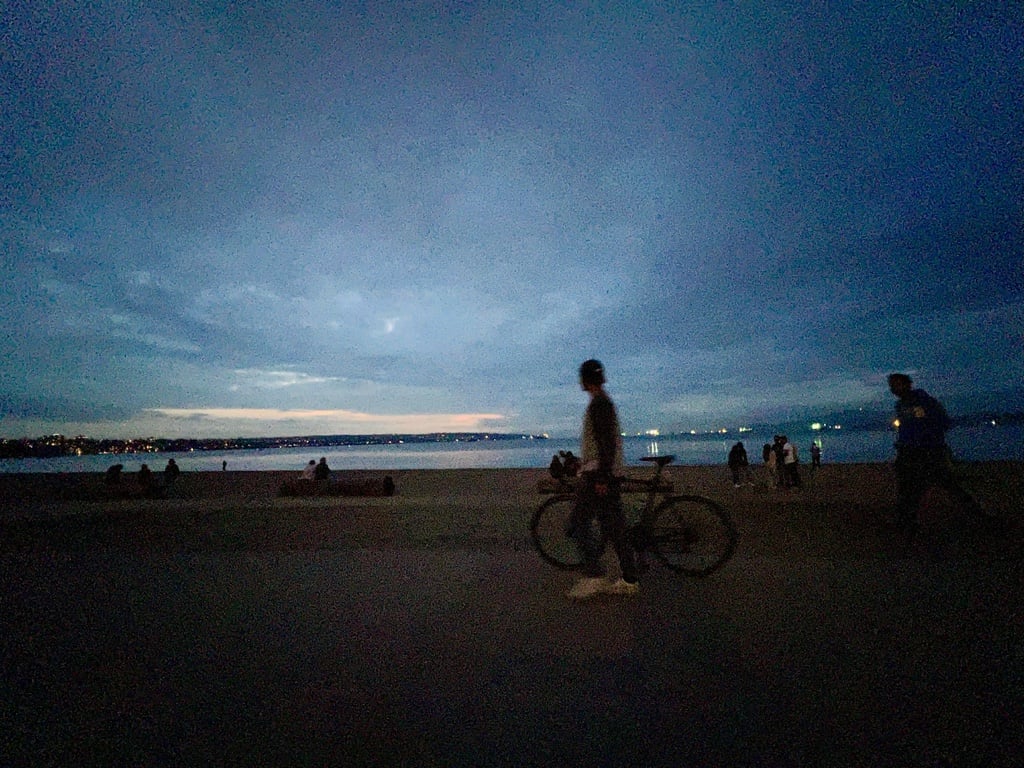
left=729, top=436, right=815, bottom=489
left=764, top=435, right=803, bottom=489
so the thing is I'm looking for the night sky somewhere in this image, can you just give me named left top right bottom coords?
left=3, top=2, right=1022, bottom=439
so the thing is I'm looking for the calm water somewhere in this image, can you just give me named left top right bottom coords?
left=2, top=424, right=1021, bottom=474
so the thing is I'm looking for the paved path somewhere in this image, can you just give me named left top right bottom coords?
left=4, top=538, right=1021, bottom=766
left=2, top=465, right=1022, bottom=765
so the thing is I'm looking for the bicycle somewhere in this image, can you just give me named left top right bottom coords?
left=530, top=455, right=737, bottom=576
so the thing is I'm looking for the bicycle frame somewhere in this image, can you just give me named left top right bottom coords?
left=630, top=455, right=677, bottom=533
left=531, top=455, right=737, bottom=576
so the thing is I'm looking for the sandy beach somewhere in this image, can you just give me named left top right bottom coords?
left=2, top=462, right=1022, bottom=765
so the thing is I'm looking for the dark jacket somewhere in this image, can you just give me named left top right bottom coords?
left=728, top=443, right=748, bottom=468
left=894, top=389, right=952, bottom=449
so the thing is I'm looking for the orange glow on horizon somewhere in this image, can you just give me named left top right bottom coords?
left=145, top=407, right=506, bottom=434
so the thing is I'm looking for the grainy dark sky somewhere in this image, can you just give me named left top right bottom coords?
left=2, top=1, right=1022, bottom=438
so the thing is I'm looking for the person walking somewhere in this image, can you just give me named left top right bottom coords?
left=887, top=373, right=984, bottom=530
left=566, top=359, right=640, bottom=600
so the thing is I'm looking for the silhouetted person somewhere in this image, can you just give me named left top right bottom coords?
left=888, top=373, right=984, bottom=530
left=138, top=464, right=153, bottom=490
left=549, top=454, right=565, bottom=480
left=313, top=457, right=331, bottom=482
left=566, top=359, right=639, bottom=600
left=164, top=458, right=180, bottom=485
left=772, top=435, right=788, bottom=488
left=727, top=441, right=751, bottom=487
left=782, top=436, right=801, bottom=488
left=560, top=450, right=581, bottom=477
left=301, top=459, right=317, bottom=480
left=762, top=443, right=776, bottom=486
left=105, top=463, right=123, bottom=484
left=810, top=443, right=821, bottom=470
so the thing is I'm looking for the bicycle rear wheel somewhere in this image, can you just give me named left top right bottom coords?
left=530, top=494, right=584, bottom=570
left=651, top=495, right=736, bottom=576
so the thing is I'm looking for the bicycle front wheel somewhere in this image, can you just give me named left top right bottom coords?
left=651, top=495, right=736, bottom=576
left=530, top=494, right=584, bottom=570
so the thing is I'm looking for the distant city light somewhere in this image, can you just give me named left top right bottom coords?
left=645, top=429, right=659, bottom=437
left=811, top=423, right=822, bottom=431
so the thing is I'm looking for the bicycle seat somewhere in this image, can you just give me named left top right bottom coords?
left=640, top=455, right=675, bottom=467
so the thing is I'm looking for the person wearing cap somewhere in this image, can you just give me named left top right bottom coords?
left=566, top=359, right=640, bottom=599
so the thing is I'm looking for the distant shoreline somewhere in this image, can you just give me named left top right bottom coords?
left=0, top=432, right=547, bottom=460
left=5, top=410, right=1024, bottom=458
left=3, top=423, right=1022, bottom=473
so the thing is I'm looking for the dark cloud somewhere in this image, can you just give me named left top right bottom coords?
left=0, top=393, right=136, bottom=423
left=1, top=1, right=1021, bottom=437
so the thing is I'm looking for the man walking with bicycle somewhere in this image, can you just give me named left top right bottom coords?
left=566, top=359, right=640, bottom=599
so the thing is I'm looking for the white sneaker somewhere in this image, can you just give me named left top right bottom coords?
left=603, top=578, right=639, bottom=596
left=567, top=576, right=607, bottom=600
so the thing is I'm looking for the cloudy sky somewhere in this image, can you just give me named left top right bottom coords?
left=2, top=1, right=1022, bottom=439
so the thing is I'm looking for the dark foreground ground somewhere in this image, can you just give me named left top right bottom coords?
left=1, top=464, right=1022, bottom=766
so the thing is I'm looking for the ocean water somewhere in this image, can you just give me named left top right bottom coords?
left=1, top=424, right=1021, bottom=474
